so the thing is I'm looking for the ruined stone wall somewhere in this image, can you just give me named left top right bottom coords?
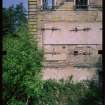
left=43, top=11, right=102, bottom=22
left=42, top=66, right=98, bottom=81
left=44, top=44, right=102, bottom=67
left=37, top=0, right=102, bottom=8
left=55, top=0, right=65, bottom=6
left=28, top=0, right=102, bottom=81
left=89, top=0, right=102, bottom=6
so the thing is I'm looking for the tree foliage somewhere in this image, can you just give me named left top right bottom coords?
left=3, top=24, right=44, bottom=105
left=3, top=3, right=43, bottom=105
left=3, top=3, right=27, bottom=35
left=3, top=6, right=15, bottom=34
left=32, top=79, right=102, bottom=105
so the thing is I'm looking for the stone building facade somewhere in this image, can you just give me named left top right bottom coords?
left=28, top=0, right=102, bottom=82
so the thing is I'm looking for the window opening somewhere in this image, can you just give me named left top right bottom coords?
left=43, top=0, right=54, bottom=10
left=75, top=0, right=88, bottom=9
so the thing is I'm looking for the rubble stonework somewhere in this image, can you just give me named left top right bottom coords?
left=28, top=0, right=102, bottom=81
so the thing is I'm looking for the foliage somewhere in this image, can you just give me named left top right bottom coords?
left=78, top=80, right=102, bottom=105
left=14, top=3, right=27, bottom=28
left=3, top=6, right=15, bottom=34
left=31, top=79, right=102, bottom=105
left=3, top=23, right=44, bottom=105
left=3, top=3, right=27, bottom=35
left=3, top=3, right=44, bottom=105
left=7, top=98, right=26, bottom=105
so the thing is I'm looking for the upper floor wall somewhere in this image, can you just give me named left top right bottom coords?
left=89, top=0, right=102, bottom=6
left=37, top=0, right=102, bottom=10
left=36, top=0, right=102, bottom=22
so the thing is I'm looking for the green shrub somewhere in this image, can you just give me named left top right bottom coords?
left=31, top=79, right=102, bottom=105
left=3, top=24, right=44, bottom=105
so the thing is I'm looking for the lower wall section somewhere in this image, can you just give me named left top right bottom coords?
left=42, top=66, right=98, bottom=82
left=44, top=44, right=102, bottom=67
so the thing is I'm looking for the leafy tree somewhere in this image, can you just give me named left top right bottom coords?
left=3, top=3, right=27, bottom=35
left=3, top=6, right=15, bottom=34
left=3, top=23, right=43, bottom=105
left=3, top=3, right=43, bottom=105
left=14, top=3, right=27, bottom=29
